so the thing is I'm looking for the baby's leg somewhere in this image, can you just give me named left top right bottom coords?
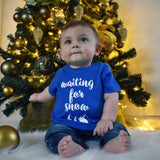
left=58, top=135, right=86, bottom=158
left=102, top=130, right=131, bottom=153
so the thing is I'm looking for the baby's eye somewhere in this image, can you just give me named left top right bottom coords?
left=65, top=39, right=72, bottom=44
left=79, top=37, right=88, bottom=43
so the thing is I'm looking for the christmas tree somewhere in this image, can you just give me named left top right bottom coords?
left=0, top=0, right=150, bottom=122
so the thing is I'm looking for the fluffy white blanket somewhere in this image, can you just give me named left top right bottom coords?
left=0, top=129, right=160, bottom=160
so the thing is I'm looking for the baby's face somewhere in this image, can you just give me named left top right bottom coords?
left=58, top=26, right=101, bottom=68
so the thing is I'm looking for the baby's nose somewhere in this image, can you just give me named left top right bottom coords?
left=72, top=41, right=80, bottom=48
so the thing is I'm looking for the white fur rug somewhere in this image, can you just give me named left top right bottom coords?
left=0, top=128, right=160, bottom=160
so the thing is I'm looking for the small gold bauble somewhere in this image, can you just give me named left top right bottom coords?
left=116, top=40, right=125, bottom=48
left=110, top=2, right=119, bottom=12
left=7, top=49, right=14, bottom=55
left=39, top=6, right=51, bottom=20
left=2, top=86, right=14, bottom=97
left=15, top=38, right=26, bottom=49
left=1, top=60, right=17, bottom=76
left=0, top=125, right=20, bottom=149
left=13, top=12, right=21, bottom=22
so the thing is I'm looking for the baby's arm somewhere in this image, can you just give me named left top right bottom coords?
left=93, top=92, right=119, bottom=136
left=29, top=86, right=55, bottom=102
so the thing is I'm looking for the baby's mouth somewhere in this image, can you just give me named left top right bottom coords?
left=70, top=52, right=81, bottom=55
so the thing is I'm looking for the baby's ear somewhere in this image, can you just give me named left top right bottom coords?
left=95, top=44, right=102, bottom=56
left=57, top=49, right=61, bottom=56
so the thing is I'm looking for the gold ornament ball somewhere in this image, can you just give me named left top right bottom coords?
left=39, top=6, right=51, bottom=20
left=21, top=11, right=33, bottom=25
left=110, top=2, right=119, bottom=12
left=1, top=60, right=17, bottom=76
left=15, top=38, right=26, bottom=49
left=2, top=86, right=14, bottom=97
left=13, top=12, right=21, bottom=22
left=116, top=40, right=125, bottom=48
left=0, top=125, right=20, bottom=149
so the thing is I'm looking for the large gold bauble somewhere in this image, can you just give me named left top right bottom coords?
left=1, top=60, right=17, bottom=76
left=2, top=86, right=14, bottom=97
left=21, top=11, right=33, bottom=25
left=0, top=125, right=20, bottom=149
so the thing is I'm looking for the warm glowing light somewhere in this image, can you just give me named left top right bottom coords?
left=45, top=48, right=49, bottom=51
left=15, top=50, right=21, bottom=55
left=54, top=47, right=57, bottom=52
left=25, top=63, right=31, bottom=68
left=121, top=105, right=127, bottom=110
left=32, top=51, right=39, bottom=58
left=137, top=120, right=154, bottom=131
left=16, top=60, right=20, bottom=63
left=40, top=79, right=45, bottom=83
left=133, top=86, right=140, bottom=91
left=58, top=30, right=62, bottom=35
left=42, top=21, right=45, bottom=25
left=48, top=32, right=53, bottom=36
left=28, top=78, right=33, bottom=82
left=134, top=117, right=137, bottom=121
left=24, top=40, right=28, bottom=45
left=123, top=63, right=127, bottom=68
left=120, top=90, right=126, bottom=95
left=30, top=26, right=35, bottom=31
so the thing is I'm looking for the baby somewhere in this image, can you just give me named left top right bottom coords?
left=29, top=20, right=130, bottom=158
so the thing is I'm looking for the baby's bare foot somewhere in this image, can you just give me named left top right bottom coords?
left=58, top=136, right=85, bottom=158
left=102, top=130, right=131, bottom=154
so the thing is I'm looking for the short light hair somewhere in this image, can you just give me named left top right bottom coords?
left=61, top=20, right=99, bottom=42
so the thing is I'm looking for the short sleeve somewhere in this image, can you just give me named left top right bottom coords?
left=101, top=64, right=121, bottom=93
left=48, top=72, right=60, bottom=97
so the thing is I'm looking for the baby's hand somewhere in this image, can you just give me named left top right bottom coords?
left=93, top=119, right=113, bottom=136
left=29, top=93, right=38, bottom=102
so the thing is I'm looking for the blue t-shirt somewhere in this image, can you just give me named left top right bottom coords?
left=49, top=62, right=121, bottom=130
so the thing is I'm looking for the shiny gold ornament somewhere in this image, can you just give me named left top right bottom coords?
left=133, top=86, right=140, bottom=91
left=39, top=6, right=51, bottom=20
left=98, top=24, right=116, bottom=33
left=15, top=38, right=27, bottom=49
left=100, top=30, right=117, bottom=43
left=110, top=2, right=119, bottom=12
left=7, top=49, right=14, bottom=55
left=13, top=12, right=21, bottom=22
left=33, top=27, right=43, bottom=45
left=20, top=10, right=33, bottom=25
left=116, top=40, right=125, bottom=48
left=0, top=125, right=20, bottom=149
left=2, top=86, right=14, bottom=97
left=1, top=60, right=17, bottom=76
left=98, top=30, right=117, bottom=51
left=74, top=4, right=84, bottom=20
